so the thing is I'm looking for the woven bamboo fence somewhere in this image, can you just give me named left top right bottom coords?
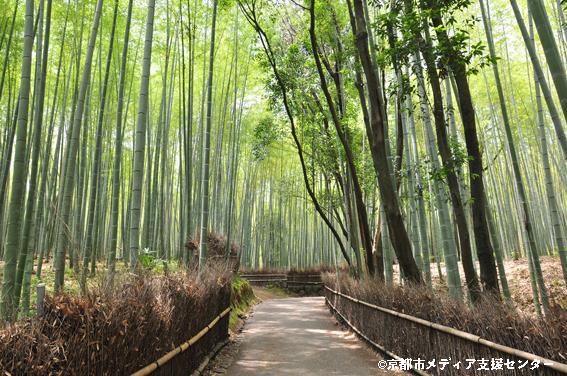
left=325, top=286, right=567, bottom=376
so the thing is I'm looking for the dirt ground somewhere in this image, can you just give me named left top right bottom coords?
left=202, top=292, right=405, bottom=375
left=393, top=256, right=566, bottom=316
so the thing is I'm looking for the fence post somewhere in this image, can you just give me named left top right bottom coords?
left=36, top=283, right=45, bottom=316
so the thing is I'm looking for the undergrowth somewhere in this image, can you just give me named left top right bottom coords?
left=263, top=284, right=297, bottom=298
left=229, top=276, right=256, bottom=331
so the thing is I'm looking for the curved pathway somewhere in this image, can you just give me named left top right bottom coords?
left=226, top=296, right=392, bottom=375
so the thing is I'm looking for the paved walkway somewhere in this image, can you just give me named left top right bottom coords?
left=226, top=297, right=390, bottom=375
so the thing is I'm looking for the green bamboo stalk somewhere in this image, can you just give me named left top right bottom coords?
left=0, top=0, right=34, bottom=322
left=129, top=0, right=156, bottom=271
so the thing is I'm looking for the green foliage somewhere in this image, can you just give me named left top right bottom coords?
left=218, top=0, right=235, bottom=12
left=229, top=275, right=256, bottom=330
left=251, top=114, right=284, bottom=161
left=0, top=0, right=564, bottom=315
left=426, top=136, right=471, bottom=188
left=448, top=136, right=470, bottom=168
left=138, top=249, right=167, bottom=271
left=264, top=284, right=298, bottom=297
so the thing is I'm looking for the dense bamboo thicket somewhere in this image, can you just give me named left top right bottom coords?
left=0, top=0, right=324, bottom=322
left=235, top=0, right=567, bottom=315
left=0, top=0, right=565, bottom=324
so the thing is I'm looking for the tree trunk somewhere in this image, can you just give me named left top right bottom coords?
left=198, top=0, right=218, bottom=269
left=108, top=0, right=133, bottom=283
left=417, top=25, right=481, bottom=301
left=350, top=0, right=421, bottom=283
left=0, top=0, right=34, bottom=322
left=308, top=1, right=374, bottom=275
left=528, top=0, right=567, bottom=121
left=129, top=0, right=156, bottom=271
left=426, top=5, right=500, bottom=294
left=82, top=0, right=119, bottom=292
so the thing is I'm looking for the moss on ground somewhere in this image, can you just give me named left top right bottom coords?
left=263, top=284, right=298, bottom=297
left=230, top=275, right=257, bottom=331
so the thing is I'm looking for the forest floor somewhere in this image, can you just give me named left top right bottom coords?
left=252, top=285, right=298, bottom=300
left=0, top=258, right=181, bottom=316
left=1, top=256, right=564, bottom=318
left=392, top=256, right=567, bottom=316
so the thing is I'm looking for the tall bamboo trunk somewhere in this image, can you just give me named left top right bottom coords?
left=198, top=0, right=218, bottom=269
left=129, top=0, right=156, bottom=271
left=108, top=0, right=133, bottom=282
left=0, top=0, right=34, bottom=322
left=350, top=0, right=421, bottom=283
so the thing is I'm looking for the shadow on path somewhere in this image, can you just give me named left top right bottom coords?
left=225, top=297, right=393, bottom=375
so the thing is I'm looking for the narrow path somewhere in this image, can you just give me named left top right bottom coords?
left=225, top=296, right=392, bottom=375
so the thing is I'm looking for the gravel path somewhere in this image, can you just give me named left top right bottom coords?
left=224, top=296, right=391, bottom=375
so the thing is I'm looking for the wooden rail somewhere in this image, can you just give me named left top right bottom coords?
left=240, top=274, right=287, bottom=285
left=326, top=297, right=429, bottom=376
left=240, top=274, right=287, bottom=278
left=243, top=278, right=287, bottom=283
left=131, top=307, right=231, bottom=376
left=325, top=286, right=567, bottom=375
left=240, top=272, right=323, bottom=290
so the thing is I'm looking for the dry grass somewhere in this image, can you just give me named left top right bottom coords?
left=0, top=266, right=232, bottom=375
left=392, top=256, right=567, bottom=316
left=186, top=232, right=239, bottom=262
left=324, top=272, right=567, bottom=375
left=504, top=257, right=567, bottom=314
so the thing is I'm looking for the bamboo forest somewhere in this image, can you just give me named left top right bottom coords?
left=0, top=0, right=566, bottom=374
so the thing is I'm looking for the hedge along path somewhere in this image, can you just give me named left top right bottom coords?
left=325, top=286, right=567, bottom=374
left=131, top=307, right=231, bottom=376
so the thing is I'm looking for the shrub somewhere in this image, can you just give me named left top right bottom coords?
left=185, top=232, right=239, bottom=271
